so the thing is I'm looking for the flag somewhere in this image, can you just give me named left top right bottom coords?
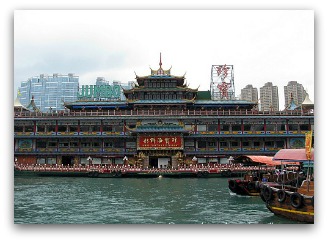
left=305, top=130, right=313, bottom=160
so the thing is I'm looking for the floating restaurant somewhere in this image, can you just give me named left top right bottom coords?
left=14, top=56, right=314, bottom=169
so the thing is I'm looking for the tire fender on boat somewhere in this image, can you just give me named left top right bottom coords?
left=228, top=179, right=237, bottom=191
left=290, top=192, right=304, bottom=208
left=254, top=181, right=260, bottom=190
left=277, top=189, right=286, bottom=203
left=247, top=182, right=255, bottom=191
left=262, top=186, right=273, bottom=202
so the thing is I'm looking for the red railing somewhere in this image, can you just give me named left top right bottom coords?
left=14, top=108, right=314, bottom=118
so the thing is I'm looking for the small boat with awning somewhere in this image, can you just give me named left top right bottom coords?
left=260, top=147, right=314, bottom=223
left=228, top=155, right=304, bottom=196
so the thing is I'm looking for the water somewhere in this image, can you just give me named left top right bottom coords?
left=14, top=177, right=299, bottom=224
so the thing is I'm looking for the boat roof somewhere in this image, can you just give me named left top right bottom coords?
left=273, top=149, right=314, bottom=162
left=236, top=155, right=300, bottom=166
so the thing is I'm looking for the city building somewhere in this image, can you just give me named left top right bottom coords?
left=284, top=81, right=307, bottom=109
left=259, top=82, right=279, bottom=111
left=14, top=57, right=314, bottom=167
left=18, top=73, right=79, bottom=112
left=240, top=84, right=258, bottom=103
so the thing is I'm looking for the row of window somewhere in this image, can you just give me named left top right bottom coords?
left=20, top=139, right=283, bottom=150
left=144, top=81, right=177, bottom=88
left=14, top=123, right=310, bottom=133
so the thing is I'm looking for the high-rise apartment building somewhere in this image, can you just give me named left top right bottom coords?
left=284, top=81, right=307, bottom=108
left=240, top=84, right=258, bottom=102
left=259, top=82, right=279, bottom=111
left=18, top=73, right=79, bottom=112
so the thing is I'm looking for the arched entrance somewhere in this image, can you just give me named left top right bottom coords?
left=149, top=156, right=171, bottom=168
left=62, top=156, right=74, bottom=166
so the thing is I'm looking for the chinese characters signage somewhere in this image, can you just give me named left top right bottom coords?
left=138, top=136, right=183, bottom=150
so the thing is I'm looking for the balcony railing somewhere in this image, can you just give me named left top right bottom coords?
left=15, top=130, right=311, bottom=137
left=14, top=108, right=314, bottom=118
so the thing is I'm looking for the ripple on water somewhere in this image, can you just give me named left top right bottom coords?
left=15, top=177, right=299, bottom=224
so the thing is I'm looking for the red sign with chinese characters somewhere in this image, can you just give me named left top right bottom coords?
left=138, top=136, right=183, bottom=150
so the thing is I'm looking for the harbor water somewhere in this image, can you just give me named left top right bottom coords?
left=14, top=176, right=300, bottom=224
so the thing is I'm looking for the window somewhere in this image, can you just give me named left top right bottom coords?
left=91, top=126, right=101, bottom=132
left=36, top=141, right=46, bottom=148
left=220, top=142, right=227, bottom=147
left=59, top=142, right=69, bottom=147
left=254, top=142, right=261, bottom=147
left=208, top=142, right=216, bottom=147
left=231, top=141, right=239, bottom=147
left=25, top=126, right=34, bottom=132
left=36, top=125, right=45, bottom=132
left=104, top=142, right=113, bottom=147
left=81, top=142, right=90, bottom=147
left=265, top=141, right=274, bottom=147
left=69, top=126, right=78, bottom=132
left=57, top=125, right=67, bottom=132
left=288, top=124, right=298, bottom=131
left=14, top=126, right=23, bottom=132
left=243, top=124, right=251, bottom=131
left=221, top=125, right=229, bottom=131
left=93, top=142, right=100, bottom=147
left=266, top=124, right=275, bottom=131
left=70, top=142, right=78, bottom=147
left=208, top=124, right=217, bottom=131
left=47, top=125, right=56, bottom=132
left=232, top=125, right=241, bottom=131
left=48, top=142, right=57, bottom=147
left=276, top=141, right=285, bottom=148
left=242, top=141, right=249, bottom=147
left=103, top=126, right=112, bottom=132
left=80, top=126, right=89, bottom=132
left=197, top=141, right=207, bottom=148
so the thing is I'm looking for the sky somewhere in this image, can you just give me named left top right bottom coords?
left=14, top=10, right=314, bottom=110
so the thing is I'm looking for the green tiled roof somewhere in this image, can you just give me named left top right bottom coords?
left=132, top=124, right=189, bottom=133
left=196, top=91, right=211, bottom=100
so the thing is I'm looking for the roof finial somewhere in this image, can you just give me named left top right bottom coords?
left=159, top=52, right=162, bottom=68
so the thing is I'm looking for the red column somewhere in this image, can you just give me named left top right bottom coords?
left=33, top=120, right=37, bottom=133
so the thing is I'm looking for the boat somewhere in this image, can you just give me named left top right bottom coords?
left=260, top=179, right=314, bottom=223
left=259, top=147, right=314, bottom=223
left=228, top=155, right=303, bottom=196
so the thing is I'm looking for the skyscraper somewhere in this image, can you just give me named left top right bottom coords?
left=240, top=84, right=258, bottom=102
left=259, top=82, right=279, bottom=111
left=284, top=81, right=307, bottom=108
left=18, top=73, right=79, bottom=112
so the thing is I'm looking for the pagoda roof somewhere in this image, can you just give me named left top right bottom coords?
left=64, top=98, right=256, bottom=109
left=123, top=86, right=198, bottom=93
left=26, top=96, right=41, bottom=112
left=302, top=93, right=314, bottom=105
left=134, top=53, right=186, bottom=85
left=14, top=96, right=28, bottom=111
left=194, top=99, right=256, bottom=106
left=64, top=100, right=128, bottom=109
left=129, top=99, right=193, bottom=105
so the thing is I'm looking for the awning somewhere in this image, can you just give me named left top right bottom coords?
left=237, top=155, right=300, bottom=166
left=273, top=149, right=314, bottom=162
